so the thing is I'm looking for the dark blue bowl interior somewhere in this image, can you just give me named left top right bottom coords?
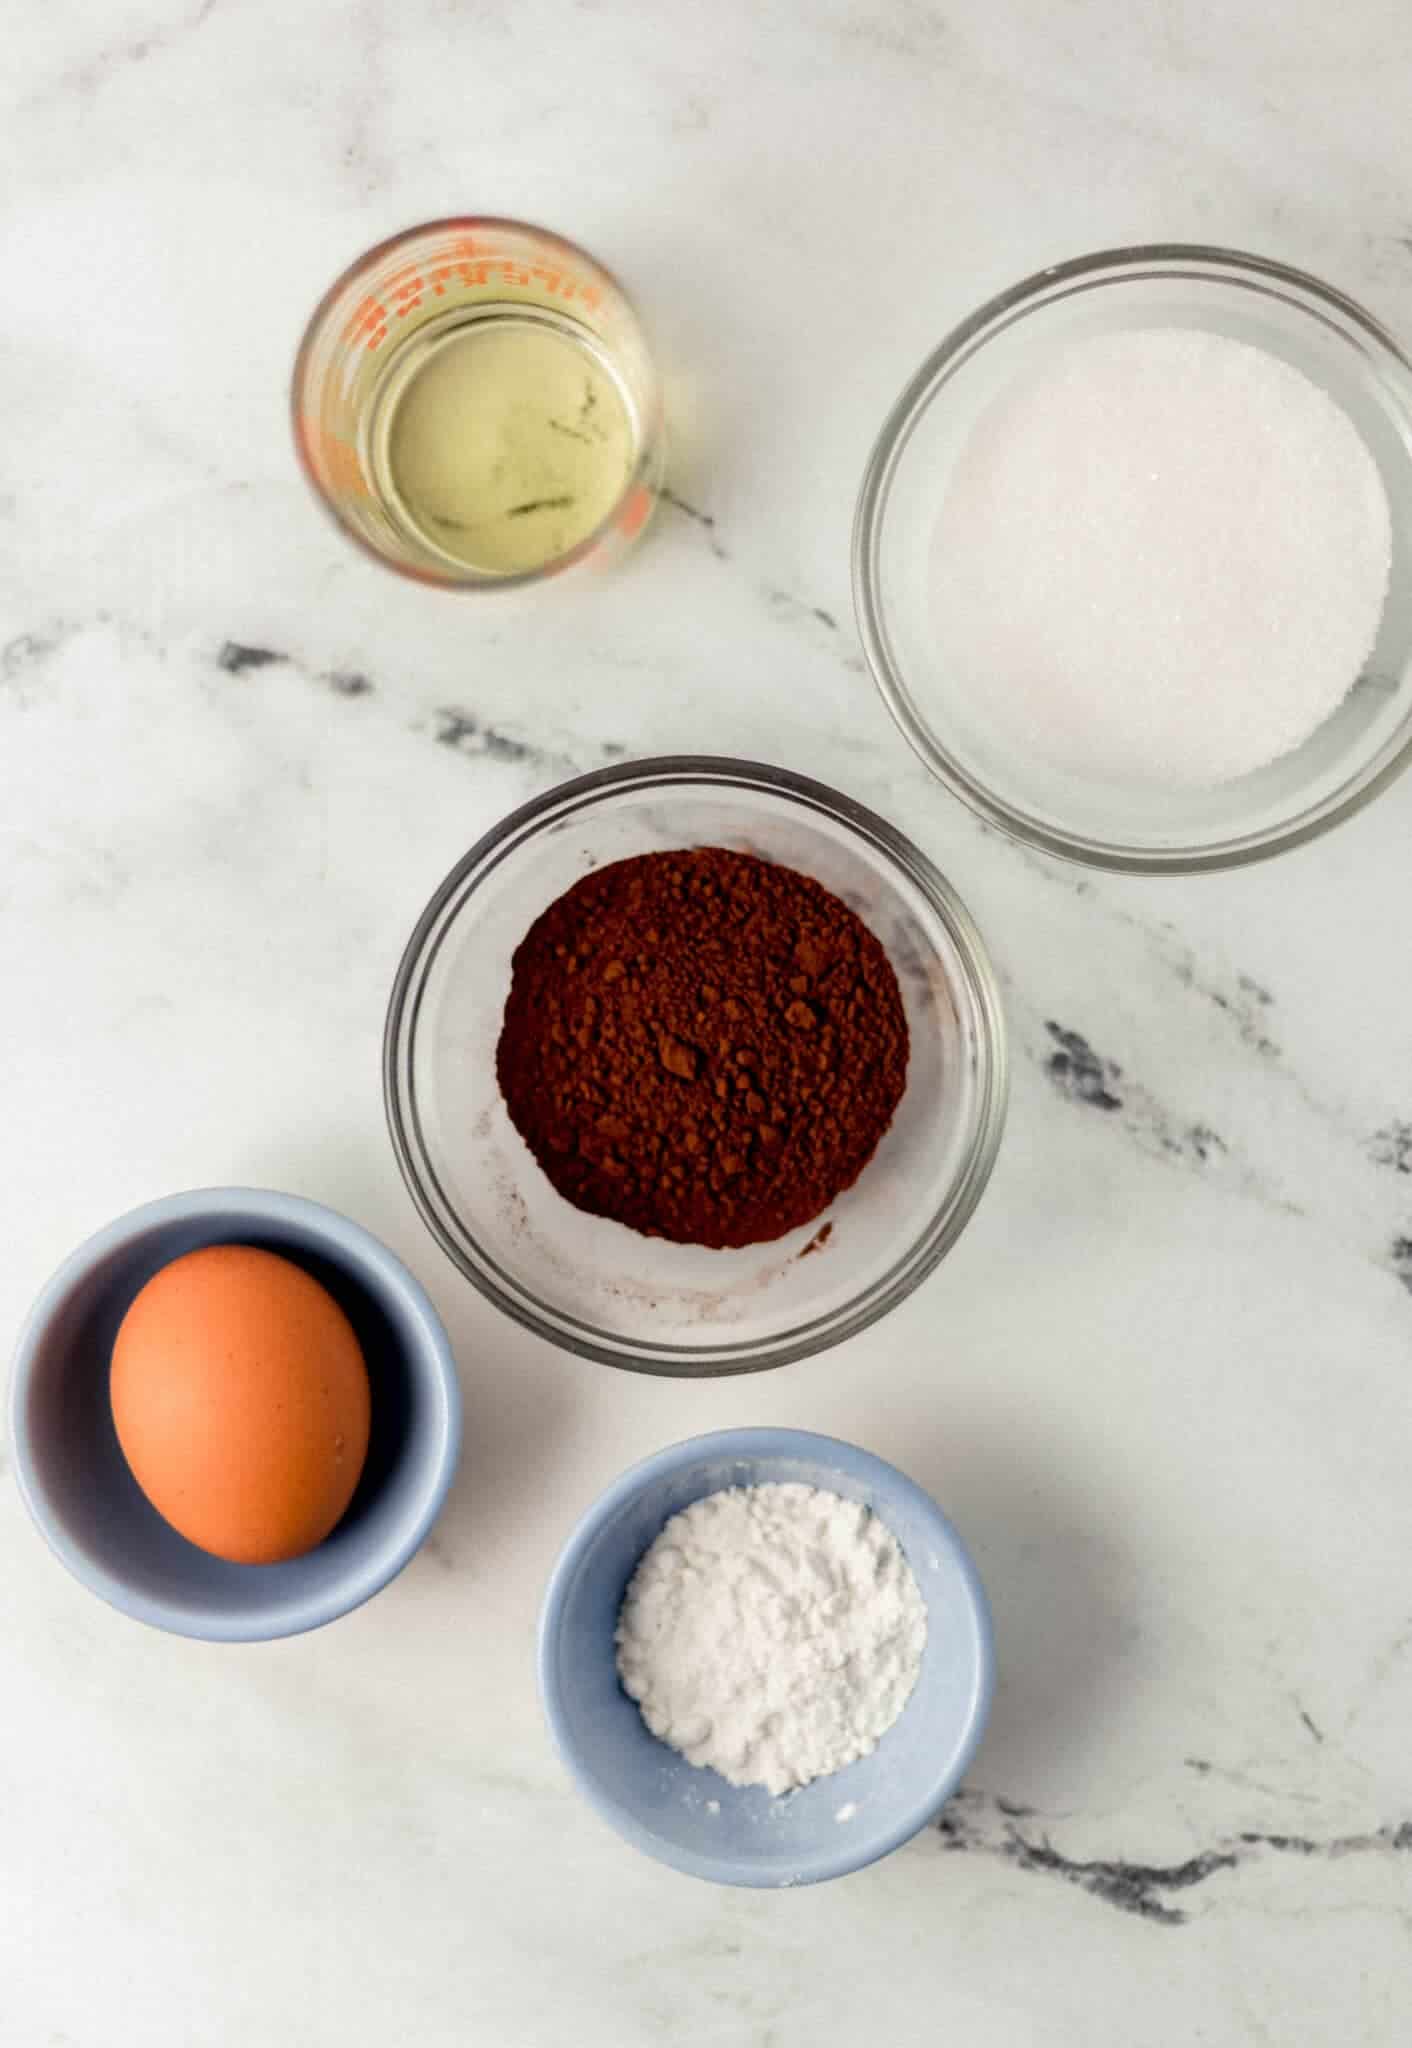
left=16, top=1197, right=457, bottom=1638
left=540, top=1432, right=993, bottom=1887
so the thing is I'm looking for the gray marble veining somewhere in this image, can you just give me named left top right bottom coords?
left=3, top=2, right=1412, bottom=2043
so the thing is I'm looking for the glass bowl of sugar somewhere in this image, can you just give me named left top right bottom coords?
left=853, top=245, right=1412, bottom=872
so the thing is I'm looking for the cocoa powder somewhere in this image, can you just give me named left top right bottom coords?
left=495, top=847, right=909, bottom=1248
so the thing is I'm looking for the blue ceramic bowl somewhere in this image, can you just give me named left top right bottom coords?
left=9, top=1189, right=462, bottom=1641
left=538, top=1427, right=994, bottom=1887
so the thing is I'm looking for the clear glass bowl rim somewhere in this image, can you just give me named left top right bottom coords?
left=851, top=241, right=1412, bottom=875
left=383, top=756, right=1009, bottom=1376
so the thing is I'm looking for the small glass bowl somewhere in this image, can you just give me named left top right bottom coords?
left=292, top=218, right=663, bottom=590
left=384, top=759, right=1007, bottom=1376
left=853, top=245, right=1412, bottom=873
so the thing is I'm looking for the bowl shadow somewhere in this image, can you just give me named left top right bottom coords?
left=414, top=1289, right=583, bottom=1573
left=864, top=1418, right=1138, bottom=1804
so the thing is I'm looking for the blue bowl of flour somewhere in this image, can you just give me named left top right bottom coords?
left=537, top=1427, right=994, bottom=1887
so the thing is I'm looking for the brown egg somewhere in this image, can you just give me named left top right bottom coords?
left=110, top=1245, right=371, bottom=1566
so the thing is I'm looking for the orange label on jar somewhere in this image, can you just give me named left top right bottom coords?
left=345, top=246, right=603, bottom=354
left=617, top=483, right=654, bottom=539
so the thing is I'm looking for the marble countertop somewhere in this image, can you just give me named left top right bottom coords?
left=4, top=3, right=1412, bottom=2042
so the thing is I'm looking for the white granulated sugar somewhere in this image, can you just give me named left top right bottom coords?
left=615, top=1482, right=926, bottom=1797
left=932, top=328, right=1392, bottom=785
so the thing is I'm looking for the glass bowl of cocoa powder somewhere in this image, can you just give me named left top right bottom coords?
left=384, top=757, right=1007, bottom=1375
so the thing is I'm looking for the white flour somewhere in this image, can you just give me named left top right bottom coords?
left=615, top=1482, right=927, bottom=1796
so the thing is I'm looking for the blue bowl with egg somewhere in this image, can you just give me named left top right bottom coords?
left=8, top=1188, right=461, bottom=1641
left=538, top=1427, right=994, bottom=1887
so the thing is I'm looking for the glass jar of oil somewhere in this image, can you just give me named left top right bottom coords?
left=293, top=219, right=662, bottom=588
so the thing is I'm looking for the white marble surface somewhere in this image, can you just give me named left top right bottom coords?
left=4, top=2, right=1412, bottom=2042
